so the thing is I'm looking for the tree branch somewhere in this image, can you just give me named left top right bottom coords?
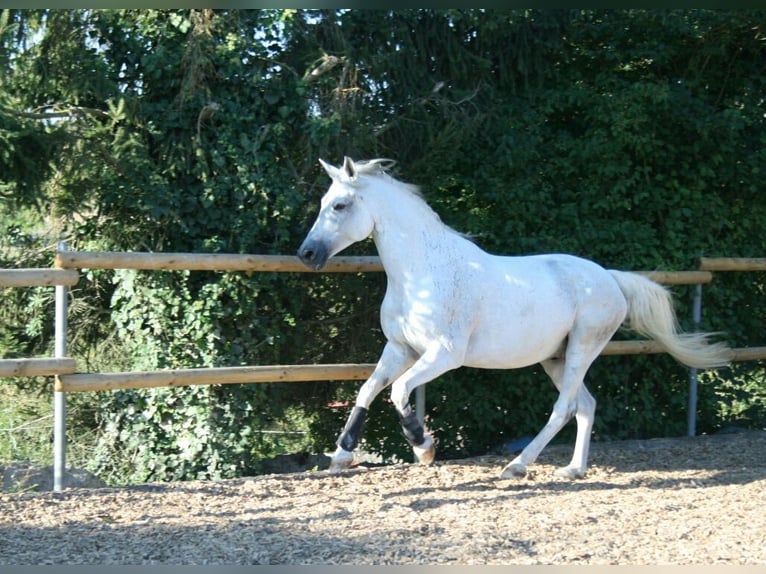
left=1, top=105, right=111, bottom=121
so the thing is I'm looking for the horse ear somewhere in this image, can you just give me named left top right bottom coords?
left=342, top=156, right=357, bottom=181
left=318, top=158, right=340, bottom=180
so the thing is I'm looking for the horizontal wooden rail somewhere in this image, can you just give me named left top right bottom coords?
left=54, top=251, right=710, bottom=285
left=55, top=252, right=384, bottom=273
left=729, top=347, right=766, bottom=361
left=698, top=257, right=766, bottom=272
left=601, top=340, right=665, bottom=355
left=603, top=343, right=766, bottom=361
left=56, top=363, right=376, bottom=392
left=602, top=343, right=766, bottom=361
left=55, top=341, right=766, bottom=393
left=636, top=271, right=712, bottom=285
left=0, top=268, right=79, bottom=287
left=0, top=357, right=77, bottom=377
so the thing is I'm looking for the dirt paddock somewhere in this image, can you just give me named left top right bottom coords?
left=1, top=430, right=764, bottom=565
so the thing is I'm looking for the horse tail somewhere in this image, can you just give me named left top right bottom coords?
left=609, top=270, right=731, bottom=369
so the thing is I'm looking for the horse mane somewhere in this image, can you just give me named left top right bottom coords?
left=354, top=158, right=424, bottom=199
left=356, top=157, right=474, bottom=241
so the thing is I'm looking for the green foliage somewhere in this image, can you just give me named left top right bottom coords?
left=709, top=366, right=766, bottom=430
left=1, top=9, right=764, bottom=482
left=0, top=382, right=54, bottom=465
left=91, top=385, right=271, bottom=484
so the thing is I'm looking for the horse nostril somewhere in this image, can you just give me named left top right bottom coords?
left=298, top=241, right=327, bottom=270
left=301, top=249, right=315, bottom=262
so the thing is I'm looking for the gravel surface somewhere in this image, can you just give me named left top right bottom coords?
left=1, top=430, right=764, bottom=565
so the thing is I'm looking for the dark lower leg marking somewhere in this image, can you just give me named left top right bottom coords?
left=337, top=406, right=368, bottom=451
left=399, top=404, right=425, bottom=446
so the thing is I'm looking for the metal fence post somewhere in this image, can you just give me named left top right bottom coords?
left=53, top=241, right=68, bottom=491
left=414, top=385, right=426, bottom=464
left=415, top=385, right=426, bottom=426
left=687, top=283, right=702, bottom=437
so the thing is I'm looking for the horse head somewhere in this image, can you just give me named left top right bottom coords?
left=297, top=157, right=376, bottom=270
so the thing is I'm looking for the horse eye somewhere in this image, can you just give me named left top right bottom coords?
left=333, top=202, right=347, bottom=212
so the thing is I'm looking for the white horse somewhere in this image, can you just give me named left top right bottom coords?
left=297, top=157, right=731, bottom=479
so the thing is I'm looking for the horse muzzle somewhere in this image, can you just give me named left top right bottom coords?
left=297, top=239, right=330, bottom=271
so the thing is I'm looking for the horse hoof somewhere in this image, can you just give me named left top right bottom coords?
left=413, top=434, right=435, bottom=465
left=554, top=465, right=586, bottom=480
left=500, top=462, right=527, bottom=479
left=328, top=449, right=354, bottom=474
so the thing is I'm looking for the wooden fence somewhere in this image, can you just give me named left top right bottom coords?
left=698, top=257, right=766, bottom=272
left=2, top=252, right=766, bottom=490
left=52, top=253, right=713, bottom=393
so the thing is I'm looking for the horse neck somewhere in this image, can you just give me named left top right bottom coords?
left=366, top=182, right=458, bottom=274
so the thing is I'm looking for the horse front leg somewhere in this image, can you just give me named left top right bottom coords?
left=397, top=402, right=436, bottom=465
left=389, top=342, right=464, bottom=466
left=329, top=342, right=414, bottom=473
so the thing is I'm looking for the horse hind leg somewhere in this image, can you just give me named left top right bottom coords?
left=500, top=352, right=598, bottom=480
left=536, top=356, right=598, bottom=479
left=554, top=384, right=596, bottom=479
left=544, top=355, right=599, bottom=479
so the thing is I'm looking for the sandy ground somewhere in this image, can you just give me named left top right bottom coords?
left=1, top=430, right=764, bottom=565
